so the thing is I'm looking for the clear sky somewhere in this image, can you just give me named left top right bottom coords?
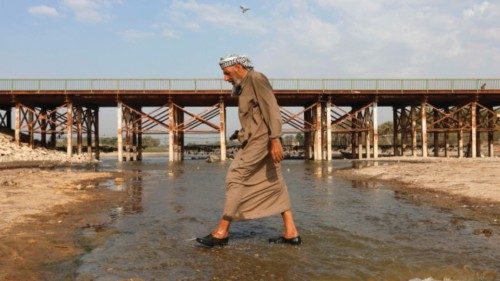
left=1, top=0, right=499, bottom=140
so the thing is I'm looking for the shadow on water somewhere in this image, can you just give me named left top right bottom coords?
left=76, top=157, right=499, bottom=280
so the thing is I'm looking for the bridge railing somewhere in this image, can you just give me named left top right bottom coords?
left=0, top=78, right=499, bottom=92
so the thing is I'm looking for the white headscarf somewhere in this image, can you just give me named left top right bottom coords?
left=219, top=54, right=254, bottom=70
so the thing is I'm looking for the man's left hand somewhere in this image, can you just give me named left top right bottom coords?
left=270, top=138, right=284, bottom=163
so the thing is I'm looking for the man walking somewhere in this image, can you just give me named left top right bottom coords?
left=196, top=54, right=301, bottom=247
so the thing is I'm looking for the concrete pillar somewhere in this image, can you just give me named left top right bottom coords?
left=15, top=103, right=20, bottom=145
left=421, top=102, right=428, bottom=158
left=28, top=108, right=34, bottom=148
left=314, top=101, right=322, bottom=160
left=411, top=106, right=417, bottom=157
left=124, top=108, right=131, bottom=162
left=326, top=98, right=332, bottom=161
left=168, top=100, right=175, bottom=162
left=94, top=107, right=100, bottom=160
left=132, top=111, right=137, bottom=162
left=172, top=105, right=183, bottom=161
left=117, top=101, right=123, bottom=162
left=488, top=106, right=494, bottom=157
left=40, top=108, right=47, bottom=147
left=66, top=101, right=73, bottom=158
left=433, top=109, right=439, bottom=157
left=476, top=105, right=481, bottom=157
left=365, top=107, right=371, bottom=159
left=401, top=108, right=408, bottom=155
left=358, top=111, right=363, bottom=160
left=372, top=101, right=378, bottom=159
left=77, top=107, right=83, bottom=155
left=458, top=117, right=464, bottom=158
left=393, top=107, right=398, bottom=156
left=86, top=108, right=93, bottom=161
left=137, top=107, right=142, bottom=161
left=471, top=101, right=477, bottom=158
left=220, top=99, right=226, bottom=161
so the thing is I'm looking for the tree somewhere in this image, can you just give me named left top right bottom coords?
left=378, top=121, right=393, bottom=135
left=295, top=133, right=305, bottom=146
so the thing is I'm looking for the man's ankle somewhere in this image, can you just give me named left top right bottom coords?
left=211, top=231, right=228, bottom=239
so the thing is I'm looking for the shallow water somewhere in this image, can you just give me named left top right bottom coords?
left=76, top=157, right=499, bottom=280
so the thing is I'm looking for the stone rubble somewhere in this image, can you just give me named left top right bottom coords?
left=0, top=133, right=91, bottom=163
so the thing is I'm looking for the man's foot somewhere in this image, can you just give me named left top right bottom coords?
left=269, top=235, right=302, bottom=245
left=196, top=234, right=229, bottom=247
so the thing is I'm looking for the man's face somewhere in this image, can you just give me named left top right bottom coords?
left=222, top=65, right=243, bottom=86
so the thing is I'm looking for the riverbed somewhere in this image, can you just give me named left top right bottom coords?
left=0, top=157, right=498, bottom=280
left=75, top=157, right=499, bottom=280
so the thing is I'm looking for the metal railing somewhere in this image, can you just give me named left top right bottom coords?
left=0, top=78, right=499, bottom=92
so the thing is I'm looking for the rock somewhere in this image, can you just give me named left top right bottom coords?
left=206, top=154, right=220, bottom=163
left=473, top=228, right=493, bottom=237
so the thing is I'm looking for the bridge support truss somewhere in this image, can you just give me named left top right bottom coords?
left=117, top=98, right=227, bottom=163
left=10, top=101, right=99, bottom=160
left=326, top=99, right=379, bottom=160
left=392, top=101, right=499, bottom=158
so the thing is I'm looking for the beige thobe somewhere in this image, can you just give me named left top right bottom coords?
left=223, top=70, right=291, bottom=221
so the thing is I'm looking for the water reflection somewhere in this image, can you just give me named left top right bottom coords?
left=76, top=157, right=500, bottom=280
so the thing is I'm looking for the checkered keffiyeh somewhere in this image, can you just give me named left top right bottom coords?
left=219, top=54, right=254, bottom=70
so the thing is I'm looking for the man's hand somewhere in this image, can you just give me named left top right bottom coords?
left=269, top=138, right=284, bottom=163
left=229, top=130, right=239, bottom=141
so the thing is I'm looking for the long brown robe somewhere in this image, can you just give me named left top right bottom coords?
left=223, top=70, right=291, bottom=221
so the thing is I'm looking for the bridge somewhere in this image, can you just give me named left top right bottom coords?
left=0, top=78, right=499, bottom=162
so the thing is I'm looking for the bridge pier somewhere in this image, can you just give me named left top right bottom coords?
left=372, top=101, right=378, bottom=159
left=219, top=99, right=226, bottom=161
left=118, top=103, right=143, bottom=162
left=168, top=101, right=175, bottom=162
left=327, top=101, right=377, bottom=160
left=471, top=101, right=477, bottom=158
left=313, top=100, right=322, bottom=161
left=488, top=106, right=495, bottom=157
left=326, top=98, right=332, bottom=161
left=304, top=106, right=313, bottom=159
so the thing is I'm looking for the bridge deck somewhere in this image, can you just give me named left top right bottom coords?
left=1, top=89, right=499, bottom=108
left=1, top=78, right=499, bottom=107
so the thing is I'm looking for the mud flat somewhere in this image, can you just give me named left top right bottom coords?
left=336, top=157, right=500, bottom=224
left=0, top=168, right=135, bottom=280
left=0, top=133, right=134, bottom=280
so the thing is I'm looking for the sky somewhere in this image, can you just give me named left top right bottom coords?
left=1, top=0, right=499, bottom=140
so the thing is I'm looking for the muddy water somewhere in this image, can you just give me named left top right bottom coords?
left=76, top=157, right=499, bottom=280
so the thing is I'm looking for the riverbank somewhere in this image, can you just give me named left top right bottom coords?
left=335, top=157, right=500, bottom=224
left=0, top=168, right=134, bottom=280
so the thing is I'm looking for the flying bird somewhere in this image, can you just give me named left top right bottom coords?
left=240, top=5, right=250, bottom=13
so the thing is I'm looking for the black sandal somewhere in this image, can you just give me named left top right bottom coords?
left=196, top=234, right=229, bottom=247
left=269, top=235, right=302, bottom=245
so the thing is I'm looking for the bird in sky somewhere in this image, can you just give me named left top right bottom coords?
left=240, top=5, right=250, bottom=13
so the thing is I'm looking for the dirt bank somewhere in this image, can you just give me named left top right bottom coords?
left=335, top=157, right=500, bottom=224
left=0, top=168, right=135, bottom=280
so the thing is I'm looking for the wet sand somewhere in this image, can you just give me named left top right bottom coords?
left=0, top=168, right=132, bottom=280
left=336, top=157, right=500, bottom=224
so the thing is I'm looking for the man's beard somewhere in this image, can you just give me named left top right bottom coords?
left=231, top=84, right=242, bottom=96
left=230, top=77, right=243, bottom=96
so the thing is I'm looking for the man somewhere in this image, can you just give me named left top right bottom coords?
left=196, top=54, right=301, bottom=247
